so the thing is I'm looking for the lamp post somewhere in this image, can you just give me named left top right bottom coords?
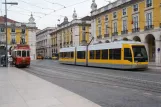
left=2, top=1, right=18, bottom=67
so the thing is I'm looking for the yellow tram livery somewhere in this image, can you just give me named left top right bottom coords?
left=59, top=41, right=148, bottom=69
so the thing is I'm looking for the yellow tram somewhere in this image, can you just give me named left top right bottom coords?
left=59, top=41, right=148, bottom=69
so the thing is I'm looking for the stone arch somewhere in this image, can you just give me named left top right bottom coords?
left=145, top=34, right=155, bottom=62
left=133, top=36, right=141, bottom=42
left=123, top=38, right=128, bottom=41
left=105, top=40, right=110, bottom=43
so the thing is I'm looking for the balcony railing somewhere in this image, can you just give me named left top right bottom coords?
left=144, top=25, right=154, bottom=31
left=132, top=28, right=140, bottom=33
left=104, top=34, right=109, bottom=38
left=97, top=35, right=102, bottom=39
left=112, top=32, right=118, bottom=36
left=121, top=30, right=128, bottom=35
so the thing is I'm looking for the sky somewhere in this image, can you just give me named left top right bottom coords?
left=0, top=0, right=114, bottom=29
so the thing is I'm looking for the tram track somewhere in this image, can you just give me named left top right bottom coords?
left=24, top=63, right=161, bottom=93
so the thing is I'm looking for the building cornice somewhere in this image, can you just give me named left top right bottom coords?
left=50, top=19, right=91, bottom=35
left=91, top=0, right=143, bottom=18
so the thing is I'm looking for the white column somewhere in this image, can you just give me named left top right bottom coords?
left=155, top=40, right=161, bottom=64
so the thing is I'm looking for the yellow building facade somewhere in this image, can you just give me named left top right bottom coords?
left=0, top=15, right=37, bottom=60
left=50, top=14, right=91, bottom=55
left=91, top=0, right=161, bottom=63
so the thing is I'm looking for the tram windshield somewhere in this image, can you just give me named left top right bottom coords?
left=132, top=46, right=148, bottom=62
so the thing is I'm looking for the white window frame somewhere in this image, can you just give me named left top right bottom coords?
left=145, top=12, right=153, bottom=26
left=98, top=17, right=101, bottom=24
left=113, top=11, right=117, bottom=19
left=122, top=19, right=127, bottom=31
left=133, top=4, right=139, bottom=12
left=122, top=8, right=127, bottom=16
left=133, top=15, right=139, bottom=29
left=146, top=0, right=152, bottom=8
left=105, top=15, right=108, bottom=22
left=105, top=23, right=108, bottom=34
left=113, top=22, right=117, bottom=33
left=98, top=26, right=101, bottom=36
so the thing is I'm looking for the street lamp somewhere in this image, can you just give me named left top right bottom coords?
left=2, top=1, right=18, bottom=67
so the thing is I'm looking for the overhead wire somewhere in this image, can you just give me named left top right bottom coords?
left=17, top=0, right=56, bottom=11
left=36, top=0, right=91, bottom=22
left=43, top=0, right=66, bottom=8
left=13, top=7, right=47, bottom=15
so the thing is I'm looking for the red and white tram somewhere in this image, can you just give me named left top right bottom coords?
left=11, top=44, right=30, bottom=67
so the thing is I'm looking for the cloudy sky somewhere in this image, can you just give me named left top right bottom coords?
left=0, top=0, right=114, bottom=29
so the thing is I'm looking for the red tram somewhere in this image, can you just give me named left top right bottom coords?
left=11, top=44, right=30, bottom=67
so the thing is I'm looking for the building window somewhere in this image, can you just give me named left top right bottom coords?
left=133, top=4, right=138, bottom=12
left=146, top=0, right=152, bottom=7
left=22, top=29, right=25, bottom=34
left=122, top=8, right=127, bottom=16
left=113, top=12, right=117, bottom=18
left=11, top=28, right=15, bottom=32
left=105, top=15, right=108, bottom=21
left=82, top=26, right=86, bottom=31
left=105, top=24, right=108, bottom=34
left=133, top=16, right=139, bottom=28
left=98, top=26, right=101, bottom=36
left=98, top=17, right=101, bottom=24
left=114, top=22, right=117, bottom=33
left=82, top=32, right=86, bottom=40
left=146, top=12, right=152, bottom=26
left=0, top=27, right=4, bottom=32
left=123, top=19, right=127, bottom=31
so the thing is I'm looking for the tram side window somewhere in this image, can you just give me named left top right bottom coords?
left=17, top=51, right=21, bottom=57
left=77, top=51, right=85, bottom=59
left=27, top=51, right=30, bottom=57
left=22, top=51, right=26, bottom=57
left=90, top=50, right=95, bottom=59
left=124, top=48, right=132, bottom=62
left=71, top=52, right=74, bottom=58
left=96, top=50, right=101, bottom=59
left=67, top=52, right=70, bottom=58
left=109, top=49, right=121, bottom=60
left=102, top=49, right=108, bottom=59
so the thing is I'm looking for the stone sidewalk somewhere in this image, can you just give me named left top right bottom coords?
left=0, top=67, right=101, bottom=107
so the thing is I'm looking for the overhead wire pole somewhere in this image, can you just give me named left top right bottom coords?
left=5, top=0, right=7, bottom=67
left=2, top=1, right=18, bottom=67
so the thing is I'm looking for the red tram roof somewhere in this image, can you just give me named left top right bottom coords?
left=14, top=44, right=30, bottom=50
